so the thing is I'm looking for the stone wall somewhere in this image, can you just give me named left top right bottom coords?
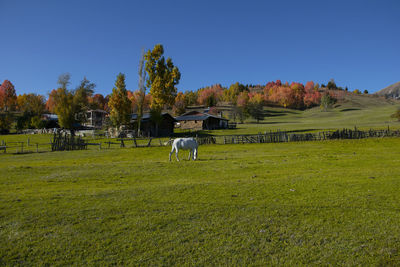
left=179, top=120, right=203, bottom=130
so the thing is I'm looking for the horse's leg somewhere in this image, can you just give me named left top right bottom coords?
left=175, top=148, right=180, bottom=161
left=188, top=150, right=191, bottom=160
left=193, top=148, right=197, bottom=160
left=169, top=147, right=175, bottom=161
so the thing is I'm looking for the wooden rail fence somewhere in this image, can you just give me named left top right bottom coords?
left=1, top=127, right=399, bottom=154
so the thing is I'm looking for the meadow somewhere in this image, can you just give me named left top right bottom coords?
left=1, top=94, right=400, bottom=150
left=1, top=138, right=400, bottom=265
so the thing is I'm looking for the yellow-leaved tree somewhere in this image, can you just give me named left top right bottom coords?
left=108, top=73, right=131, bottom=128
left=145, top=44, right=180, bottom=136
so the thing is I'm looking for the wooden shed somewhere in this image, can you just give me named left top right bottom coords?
left=175, top=111, right=229, bottom=130
left=131, top=112, right=176, bottom=137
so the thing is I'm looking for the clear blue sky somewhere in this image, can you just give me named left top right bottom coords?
left=1, top=0, right=399, bottom=97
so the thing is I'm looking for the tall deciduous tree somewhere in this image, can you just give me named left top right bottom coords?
left=58, top=73, right=71, bottom=90
left=145, top=44, right=180, bottom=136
left=0, top=80, right=17, bottom=111
left=145, top=44, right=180, bottom=109
left=54, top=88, right=75, bottom=129
left=73, top=77, right=95, bottom=123
left=52, top=73, right=76, bottom=130
left=46, top=89, right=58, bottom=113
left=16, top=93, right=46, bottom=129
left=17, top=93, right=46, bottom=115
left=108, top=73, right=131, bottom=128
left=247, top=93, right=265, bottom=123
left=137, top=48, right=147, bottom=136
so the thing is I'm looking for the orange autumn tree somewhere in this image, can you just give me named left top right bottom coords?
left=173, top=92, right=186, bottom=115
left=46, top=89, right=58, bottom=113
left=127, top=90, right=151, bottom=113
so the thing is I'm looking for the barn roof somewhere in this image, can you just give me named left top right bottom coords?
left=175, top=111, right=228, bottom=121
left=131, top=112, right=176, bottom=122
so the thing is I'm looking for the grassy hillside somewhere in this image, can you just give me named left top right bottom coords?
left=207, top=93, right=400, bottom=135
left=1, top=139, right=400, bottom=265
left=374, top=81, right=400, bottom=98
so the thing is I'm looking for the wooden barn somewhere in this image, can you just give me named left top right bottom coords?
left=131, top=112, right=176, bottom=137
left=175, top=111, right=229, bottom=130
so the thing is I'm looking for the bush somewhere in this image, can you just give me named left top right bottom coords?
left=391, top=108, right=400, bottom=121
left=0, top=113, right=13, bottom=134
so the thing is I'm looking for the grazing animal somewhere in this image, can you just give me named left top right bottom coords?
left=169, top=138, right=198, bottom=161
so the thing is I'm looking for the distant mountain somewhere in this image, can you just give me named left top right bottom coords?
left=374, top=81, right=400, bottom=99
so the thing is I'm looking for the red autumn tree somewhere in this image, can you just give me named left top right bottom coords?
left=304, top=81, right=321, bottom=107
left=197, top=84, right=224, bottom=107
left=0, top=80, right=17, bottom=111
left=89, top=93, right=107, bottom=110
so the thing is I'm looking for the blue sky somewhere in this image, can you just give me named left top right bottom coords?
left=0, top=0, right=399, bottom=96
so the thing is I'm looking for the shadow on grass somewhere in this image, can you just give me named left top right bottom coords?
left=286, top=129, right=319, bottom=133
left=340, top=108, right=362, bottom=112
left=246, top=121, right=296, bottom=124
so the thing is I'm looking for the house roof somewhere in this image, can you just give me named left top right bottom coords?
left=131, top=112, right=176, bottom=122
left=175, top=111, right=229, bottom=121
left=87, top=109, right=108, bottom=114
left=42, top=114, right=58, bottom=121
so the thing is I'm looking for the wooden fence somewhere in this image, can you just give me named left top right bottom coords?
left=1, top=127, right=399, bottom=154
left=199, top=127, right=400, bottom=145
left=51, top=133, right=87, bottom=151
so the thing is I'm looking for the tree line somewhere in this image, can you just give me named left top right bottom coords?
left=0, top=43, right=363, bottom=133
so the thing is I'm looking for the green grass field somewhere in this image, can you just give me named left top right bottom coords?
left=1, top=138, right=400, bottom=265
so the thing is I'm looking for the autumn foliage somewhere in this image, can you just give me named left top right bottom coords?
left=127, top=90, right=151, bottom=113
left=264, top=80, right=321, bottom=109
left=89, top=94, right=107, bottom=111
left=197, top=84, right=224, bottom=107
left=0, top=80, right=18, bottom=111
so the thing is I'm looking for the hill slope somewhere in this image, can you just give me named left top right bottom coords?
left=374, top=81, right=400, bottom=99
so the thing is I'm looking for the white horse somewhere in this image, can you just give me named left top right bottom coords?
left=169, top=138, right=198, bottom=161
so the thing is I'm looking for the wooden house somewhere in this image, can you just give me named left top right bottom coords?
left=131, top=112, right=176, bottom=137
left=175, top=111, right=229, bottom=130
left=85, top=109, right=108, bottom=128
